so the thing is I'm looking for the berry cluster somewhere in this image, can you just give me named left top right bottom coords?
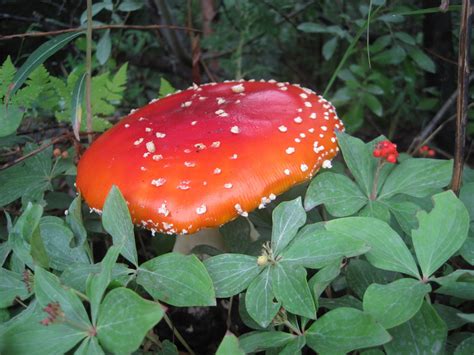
left=419, top=145, right=435, bottom=157
left=373, top=140, right=399, bottom=164
left=40, top=302, right=64, bottom=326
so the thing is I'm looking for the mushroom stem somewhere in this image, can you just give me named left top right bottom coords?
left=172, top=228, right=224, bottom=254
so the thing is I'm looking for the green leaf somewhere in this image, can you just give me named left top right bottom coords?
left=408, top=47, right=436, bottom=73
left=281, top=225, right=369, bottom=269
left=413, top=191, right=469, bottom=278
left=158, top=77, right=175, bottom=97
left=220, top=217, right=252, bottom=253
left=86, top=246, right=121, bottom=325
left=245, top=267, right=280, bottom=327
left=279, top=336, right=306, bottom=354
left=325, top=217, right=420, bottom=277
left=0, top=104, right=23, bottom=138
left=96, top=30, right=112, bottom=65
left=358, top=200, right=391, bottom=222
left=65, top=196, right=87, bottom=247
left=102, top=185, right=138, bottom=266
left=39, top=217, right=90, bottom=271
left=30, top=227, right=49, bottom=268
left=460, top=236, right=474, bottom=265
left=74, top=336, right=105, bottom=355
left=216, top=332, right=245, bottom=355
left=137, top=253, right=215, bottom=306
left=0, top=301, right=86, bottom=355
left=385, top=198, right=421, bottom=235
left=379, top=158, right=453, bottom=199
left=460, top=182, right=474, bottom=226
left=61, top=262, right=132, bottom=293
left=305, top=172, right=367, bottom=216
left=433, top=270, right=474, bottom=300
left=363, top=278, right=431, bottom=329
left=306, top=307, right=391, bottom=353
left=7, top=32, right=84, bottom=101
left=319, top=295, right=363, bottom=310
left=204, top=254, right=260, bottom=297
left=117, top=0, right=145, bottom=11
left=308, top=259, right=341, bottom=300
left=71, top=72, right=86, bottom=140
left=239, top=331, right=295, bottom=353
left=323, top=37, right=338, bottom=60
left=0, top=268, right=30, bottom=308
left=335, top=132, right=375, bottom=196
left=384, top=302, right=447, bottom=354
left=346, top=259, right=399, bottom=299
left=433, top=304, right=469, bottom=330
left=271, top=197, right=306, bottom=255
left=34, top=267, right=91, bottom=327
left=96, top=287, right=164, bottom=354
left=394, top=32, right=416, bottom=45
left=455, top=336, right=474, bottom=355
left=364, top=93, right=383, bottom=116
left=272, top=264, right=315, bottom=318
left=372, top=45, right=406, bottom=65
left=13, top=202, right=43, bottom=242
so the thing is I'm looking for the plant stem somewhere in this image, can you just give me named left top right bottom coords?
left=283, top=320, right=303, bottom=336
left=163, top=312, right=195, bottom=355
left=370, top=160, right=384, bottom=200
left=85, top=0, right=93, bottom=144
left=450, top=0, right=473, bottom=195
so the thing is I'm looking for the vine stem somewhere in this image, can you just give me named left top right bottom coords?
left=163, top=312, right=195, bottom=355
left=85, top=0, right=93, bottom=144
left=450, top=0, right=473, bottom=194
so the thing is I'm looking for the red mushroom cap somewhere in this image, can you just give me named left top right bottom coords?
left=76, top=80, right=344, bottom=235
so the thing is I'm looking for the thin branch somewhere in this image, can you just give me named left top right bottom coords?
left=451, top=0, right=473, bottom=194
left=408, top=73, right=474, bottom=154
left=0, top=133, right=70, bottom=171
left=85, top=0, right=93, bottom=144
left=0, top=24, right=201, bottom=41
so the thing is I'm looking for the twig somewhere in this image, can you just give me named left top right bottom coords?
left=0, top=133, right=70, bottom=171
left=408, top=73, right=474, bottom=154
left=0, top=24, right=201, bottom=41
left=85, top=0, right=93, bottom=144
left=451, top=0, right=473, bottom=194
left=163, top=313, right=195, bottom=355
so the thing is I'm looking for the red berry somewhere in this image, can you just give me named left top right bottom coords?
left=373, top=149, right=382, bottom=157
left=386, top=154, right=397, bottom=163
left=428, top=149, right=435, bottom=157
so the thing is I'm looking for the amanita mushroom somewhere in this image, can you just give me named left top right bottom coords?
left=76, top=80, right=344, bottom=238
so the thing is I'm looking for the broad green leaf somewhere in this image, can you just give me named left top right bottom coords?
left=413, top=191, right=469, bottom=278
left=30, top=227, right=49, bottom=268
left=71, top=72, right=86, bottom=140
left=363, top=278, right=431, bottom=329
left=281, top=225, right=369, bottom=269
left=272, top=264, right=315, bottom=318
left=455, top=336, right=474, bottom=355
left=86, top=246, right=121, bottom=325
left=433, top=304, right=469, bottom=330
left=460, top=182, right=474, bottom=228
left=96, top=30, right=112, bottom=65
left=117, top=0, right=145, bottom=11
left=0, top=104, right=23, bottom=137
left=308, top=259, right=341, bottom=300
left=102, top=185, right=138, bottom=266
left=137, top=253, right=215, bottom=306
left=157, top=340, right=179, bottom=355
left=306, top=307, right=391, bottom=353
left=372, top=45, right=406, bottom=65
left=74, top=336, right=104, bottom=355
left=245, top=267, right=280, bottom=327
left=204, top=254, right=261, bottom=297
left=239, top=331, right=295, bottom=353
left=61, top=262, right=132, bottom=293
left=39, top=217, right=90, bottom=271
left=358, top=200, right=391, bottom=223
left=384, top=302, right=447, bottom=354
left=13, top=202, right=43, bottom=242
left=0, top=301, right=86, bottom=355
left=0, top=268, right=30, bottom=308
left=408, top=47, right=436, bottom=73
left=65, top=196, right=87, bottom=247
left=319, top=295, right=363, bottom=310
left=216, top=332, right=245, bottom=355
left=279, top=336, right=306, bottom=354
left=7, top=32, right=84, bottom=100
left=34, top=267, right=91, bottom=327
left=96, top=288, right=164, bottom=354
left=346, top=259, right=399, bottom=299
left=460, top=236, right=474, bottom=265
left=0, top=242, right=11, bottom=267
left=379, top=158, right=452, bottom=199
left=271, top=197, right=306, bottom=255
left=220, top=217, right=252, bottom=253
left=394, top=31, right=416, bottom=45
left=433, top=270, right=474, bottom=300
left=323, top=37, right=338, bottom=60
left=335, top=132, right=375, bottom=195
left=386, top=198, right=421, bottom=235
left=364, top=93, right=383, bottom=116
left=325, top=217, right=420, bottom=277
left=305, top=172, right=367, bottom=216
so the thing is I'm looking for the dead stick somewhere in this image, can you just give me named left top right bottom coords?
left=0, top=24, right=201, bottom=41
left=451, top=0, right=473, bottom=194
